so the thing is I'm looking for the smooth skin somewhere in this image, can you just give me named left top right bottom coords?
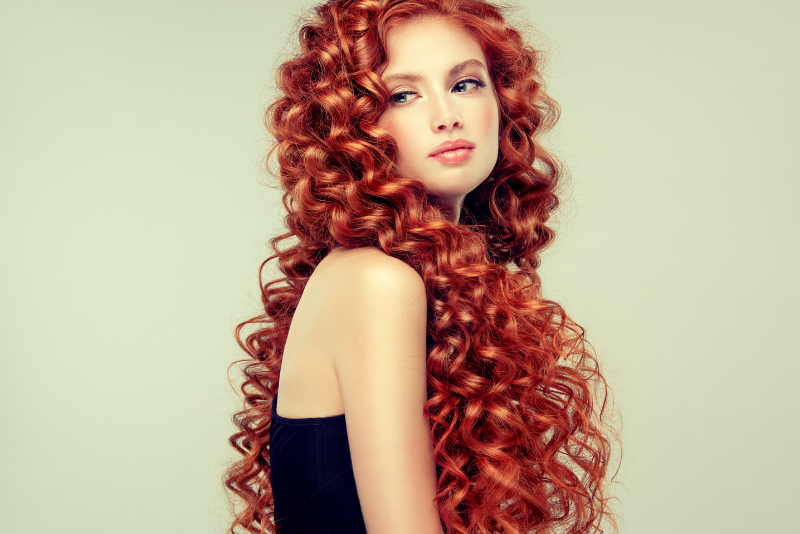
left=276, top=16, right=500, bottom=534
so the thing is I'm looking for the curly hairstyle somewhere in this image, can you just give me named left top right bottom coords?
left=223, top=1, right=618, bottom=533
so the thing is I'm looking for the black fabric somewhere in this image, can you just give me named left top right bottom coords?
left=269, top=395, right=367, bottom=534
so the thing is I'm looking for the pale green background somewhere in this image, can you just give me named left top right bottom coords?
left=1, top=1, right=797, bottom=533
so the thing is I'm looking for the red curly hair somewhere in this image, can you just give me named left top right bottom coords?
left=224, top=1, right=617, bottom=533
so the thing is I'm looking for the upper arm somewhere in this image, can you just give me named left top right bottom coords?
left=331, top=252, right=443, bottom=534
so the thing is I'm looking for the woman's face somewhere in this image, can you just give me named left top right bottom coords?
left=377, top=17, right=500, bottom=222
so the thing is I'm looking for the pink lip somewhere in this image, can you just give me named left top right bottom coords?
left=428, top=138, right=476, bottom=157
left=431, top=147, right=473, bottom=163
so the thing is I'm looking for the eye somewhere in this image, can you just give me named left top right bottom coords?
left=389, top=90, right=416, bottom=105
left=453, top=78, right=486, bottom=93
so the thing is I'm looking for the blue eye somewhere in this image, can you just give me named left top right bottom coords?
left=389, top=91, right=415, bottom=104
left=453, top=78, right=486, bottom=92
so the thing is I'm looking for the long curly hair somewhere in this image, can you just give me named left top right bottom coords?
left=223, top=1, right=618, bottom=533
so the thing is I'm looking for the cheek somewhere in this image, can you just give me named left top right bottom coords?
left=385, top=120, right=420, bottom=166
left=476, top=101, right=500, bottom=139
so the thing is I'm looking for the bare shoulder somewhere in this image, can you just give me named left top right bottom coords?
left=321, top=246, right=424, bottom=291
left=316, top=246, right=426, bottom=320
left=276, top=247, right=426, bottom=419
left=315, top=246, right=429, bottom=407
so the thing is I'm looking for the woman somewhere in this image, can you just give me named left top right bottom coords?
left=224, top=1, right=616, bottom=533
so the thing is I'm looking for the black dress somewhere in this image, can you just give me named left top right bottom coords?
left=269, top=394, right=368, bottom=534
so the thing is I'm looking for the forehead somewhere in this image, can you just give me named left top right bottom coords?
left=380, top=18, right=487, bottom=76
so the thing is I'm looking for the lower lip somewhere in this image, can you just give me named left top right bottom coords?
left=431, top=147, right=473, bottom=163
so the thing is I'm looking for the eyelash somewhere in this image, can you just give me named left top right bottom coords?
left=389, top=78, right=487, bottom=105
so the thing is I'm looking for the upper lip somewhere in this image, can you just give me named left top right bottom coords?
left=428, top=138, right=475, bottom=157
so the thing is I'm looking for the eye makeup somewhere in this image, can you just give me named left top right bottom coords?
left=389, top=77, right=487, bottom=105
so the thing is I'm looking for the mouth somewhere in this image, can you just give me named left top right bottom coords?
left=428, top=138, right=476, bottom=163
left=430, top=147, right=474, bottom=163
left=428, top=138, right=476, bottom=157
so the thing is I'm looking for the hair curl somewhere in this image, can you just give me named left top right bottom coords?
left=224, top=1, right=618, bottom=533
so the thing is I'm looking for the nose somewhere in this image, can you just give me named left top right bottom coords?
left=431, top=96, right=462, bottom=132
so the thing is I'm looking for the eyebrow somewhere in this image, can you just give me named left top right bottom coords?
left=382, top=59, right=488, bottom=85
